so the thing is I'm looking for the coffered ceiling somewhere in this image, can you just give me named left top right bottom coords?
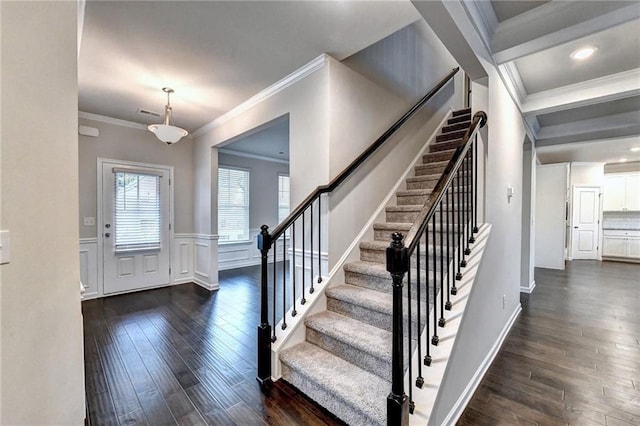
left=413, top=0, right=640, bottom=165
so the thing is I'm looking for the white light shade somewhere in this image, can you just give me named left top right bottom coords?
left=148, top=124, right=188, bottom=144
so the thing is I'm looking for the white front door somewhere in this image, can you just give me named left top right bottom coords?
left=100, top=160, right=171, bottom=295
left=571, top=186, right=600, bottom=260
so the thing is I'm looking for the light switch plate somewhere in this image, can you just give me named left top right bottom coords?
left=83, top=217, right=95, bottom=226
left=0, top=230, right=10, bottom=264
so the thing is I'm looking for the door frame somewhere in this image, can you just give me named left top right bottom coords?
left=97, top=158, right=175, bottom=297
left=569, top=185, right=602, bottom=260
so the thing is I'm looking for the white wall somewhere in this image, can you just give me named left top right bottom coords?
left=535, top=163, right=569, bottom=269
left=78, top=117, right=195, bottom=237
left=1, top=2, right=85, bottom=423
left=520, top=141, right=536, bottom=292
left=326, top=55, right=460, bottom=266
left=430, top=57, right=526, bottom=425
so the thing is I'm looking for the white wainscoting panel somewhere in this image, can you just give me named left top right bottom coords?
left=80, top=234, right=219, bottom=299
left=219, top=229, right=291, bottom=270
left=79, top=238, right=98, bottom=300
left=193, top=234, right=219, bottom=290
left=172, top=234, right=194, bottom=285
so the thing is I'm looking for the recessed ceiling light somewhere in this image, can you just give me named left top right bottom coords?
left=630, top=147, right=640, bottom=152
left=570, top=46, right=598, bottom=61
left=619, top=158, right=628, bottom=163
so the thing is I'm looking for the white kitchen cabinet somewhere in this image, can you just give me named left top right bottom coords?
left=629, top=237, right=640, bottom=258
left=602, top=230, right=640, bottom=259
left=603, top=173, right=640, bottom=211
left=625, top=174, right=640, bottom=211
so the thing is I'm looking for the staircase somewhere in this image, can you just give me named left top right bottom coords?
left=279, top=108, right=473, bottom=425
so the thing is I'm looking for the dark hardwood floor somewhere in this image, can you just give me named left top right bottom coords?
left=459, top=260, right=640, bottom=426
left=83, top=264, right=343, bottom=426
left=85, top=260, right=639, bottom=425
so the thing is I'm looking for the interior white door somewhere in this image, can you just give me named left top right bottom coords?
left=571, top=186, right=600, bottom=260
left=101, top=161, right=171, bottom=294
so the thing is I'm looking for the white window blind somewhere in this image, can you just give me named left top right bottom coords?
left=278, top=174, right=290, bottom=224
left=218, top=167, right=250, bottom=242
left=114, top=171, right=161, bottom=251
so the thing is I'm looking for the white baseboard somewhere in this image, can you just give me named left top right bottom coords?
left=193, top=276, right=220, bottom=291
left=520, top=280, right=536, bottom=294
left=440, top=302, right=522, bottom=425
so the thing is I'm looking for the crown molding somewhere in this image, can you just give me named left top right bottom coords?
left=537, top=111, right=640, bottom=141
left=218, top=148, right=289, bottom=165
left=192, top=54, right=330, bottom=138
left=499, top=62, right=528, bottom=105
left=78, top=111, right=148, bottom=131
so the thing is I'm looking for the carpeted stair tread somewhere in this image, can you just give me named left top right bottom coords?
left=396, top=188, right=432, bottom=197
left=385, top=205, right=423, bottom=212
left=326, top=284, right=429, bottom=328
left=360, top=239, right=453, bottom=253
left=280, top=342, right=388, bottom=426
left=373, top=222, right=413, bottom=232
left=305, top=311, right=391, bottom=361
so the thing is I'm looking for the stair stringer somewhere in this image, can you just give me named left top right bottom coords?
left=269, top=109, right=455, bottom=381
left=407, top=224, right=492, bottom=425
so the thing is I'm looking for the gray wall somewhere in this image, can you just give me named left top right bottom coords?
left=521, top=140, right=536, bottom=289
left=342, top=20, right=462, bottom=103
left=1, top=2, right=85, bottom=423
left=78, top=117, right=195, bottom=237
left=217, top=153, right=289, bottom=230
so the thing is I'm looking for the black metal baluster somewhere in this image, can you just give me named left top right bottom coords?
left=257, top=225, right=272, bottom=389
left=465, top=151, right=472, bottom=253
left=431, top=215, right=439, bottom=346
left=292, top=221, right=297, bottom=317
left=424, top=231, right=431, bottom=367
left=462, top=154, right=469, bottom=259
left=386, top=233, right=409, bottom=425
left=455, top=170, right=462, bottom=284
left=310, top=200, right=315, bottom=294
left=438, top=204, right=445, bottom=327
left=318, top=196, right=322, bottom=284
left=301, top=210, right=306, bottom=305
left=473, top=134, right=479, bottom=234
left=459, top=165, right=467, bottom=269
left=416, top=241, right=424, bottom=388
left=445, top=186, right=452, bottom=311
left=272, top=239, right=277, bottom=342
left=282, top=235, right=287, bottom=330
left=407, top=266, right=414, bottom=414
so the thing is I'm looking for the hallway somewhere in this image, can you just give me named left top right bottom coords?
left=459, top=260, right=640, bottom=425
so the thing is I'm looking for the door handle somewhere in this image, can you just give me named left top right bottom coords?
left=105, top=232, right=111, bottom=238
left=574, top=226, right=579, bottom=229
left=105, top=223, right=111, bottom=229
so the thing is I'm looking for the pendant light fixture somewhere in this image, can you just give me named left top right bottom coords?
left=148, top=87, right=188, bottom=145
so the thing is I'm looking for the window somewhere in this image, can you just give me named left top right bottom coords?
left=278, top=174, right=290, bottom=224
left=218, top=167, right=250, bottom=242
left=114, top=171, right=161, bottom=251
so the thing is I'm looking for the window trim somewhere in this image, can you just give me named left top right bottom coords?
left=217, top=165, right=251, bottom=244
left=278, top=172, right=290, bottom=225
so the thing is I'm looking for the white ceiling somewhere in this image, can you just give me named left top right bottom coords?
left=515, top=18, right=640, bottom=93
left=486, top=1, right=640, bottom=165
left=78, top=1, right=420, bottom=133
left=219, top=116, right=290, bottom=162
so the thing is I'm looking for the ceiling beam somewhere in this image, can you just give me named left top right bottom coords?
left=537, top=111, right=640, bottom=140
left=536, top=125, right=640, bottom=147
left=521, top=69, right=640, bottom=117
left=492, top=2, right=640, bottom=64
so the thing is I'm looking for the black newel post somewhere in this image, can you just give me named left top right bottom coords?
left=386, top=232, right=409, bottom=426
left=257, top=225, right=273, bottom=391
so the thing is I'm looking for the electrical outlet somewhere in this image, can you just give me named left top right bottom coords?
left=502, top=294, right=506, bottom=309
left=83, top=217, right=95, bottom=226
